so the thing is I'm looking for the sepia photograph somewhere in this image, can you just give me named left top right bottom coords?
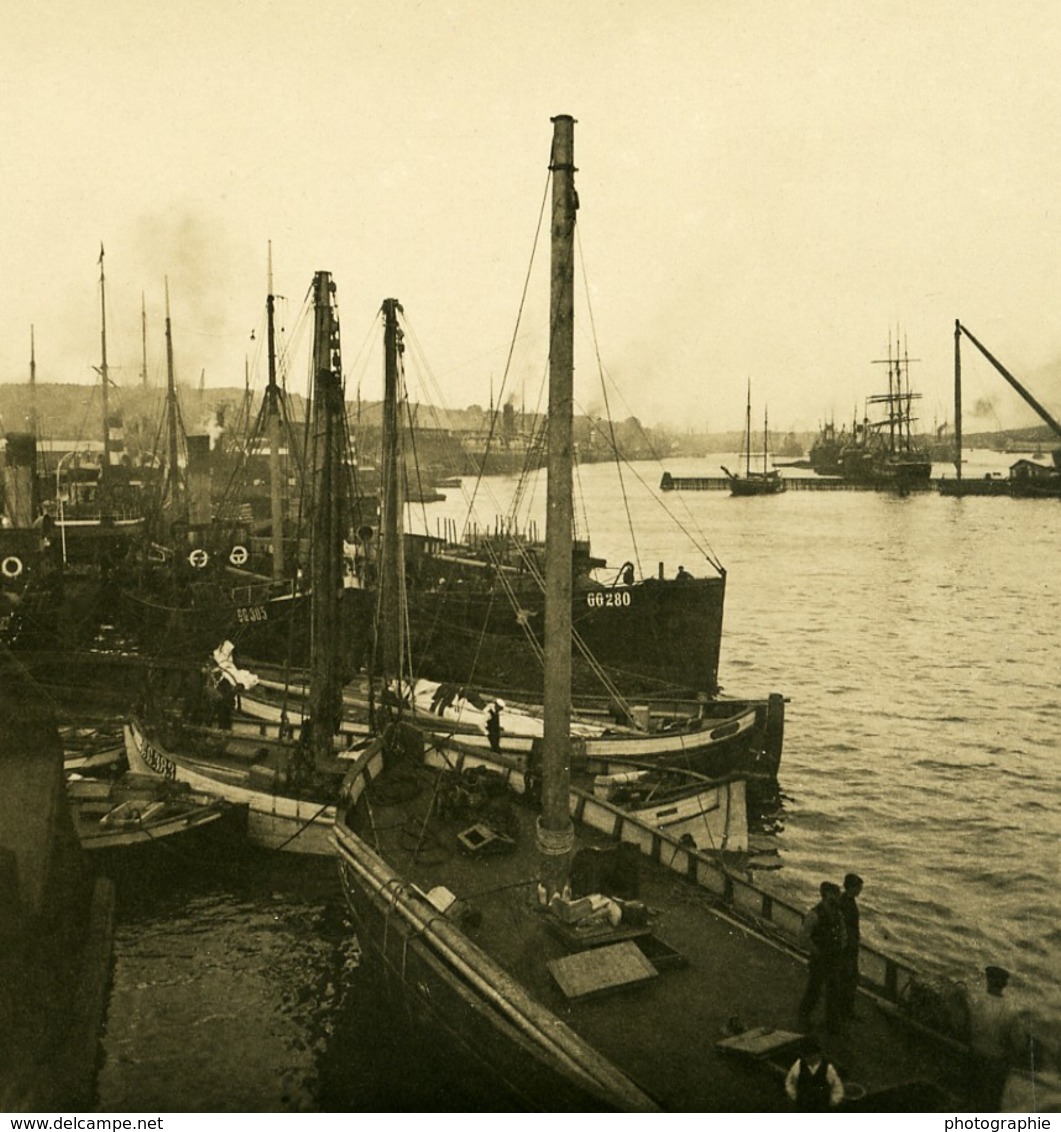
left=1, top=0, right=1058, bottom=1119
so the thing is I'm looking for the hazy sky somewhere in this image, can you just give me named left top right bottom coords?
left=4, top=0, right=1061, bottom=435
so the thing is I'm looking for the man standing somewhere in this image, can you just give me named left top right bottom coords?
left=785, top=1036, right=845, bottom=1111
left=839, top=873, right=864, bottom=1022
left=485, top=699, right=504, bottom=754
left=798, top=881, right=847, bottom=1033
left=966, top=965, right=1014, bottom=1110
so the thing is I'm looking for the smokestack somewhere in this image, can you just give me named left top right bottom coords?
left=107, top=410, right=125, bottom=466
left=3, top=433, right=37, bottom=528
left=186, top=434, right=212, bottom=526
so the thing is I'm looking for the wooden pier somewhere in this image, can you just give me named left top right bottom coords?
left=660, top=473, right=938, bottom=492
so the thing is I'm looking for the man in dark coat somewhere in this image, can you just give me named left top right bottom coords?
left=839, top=873, right=864, bottom=1022
left=798, top=881, right=847, bottom=1033
left=785, top=1035, right=845, bottom=1111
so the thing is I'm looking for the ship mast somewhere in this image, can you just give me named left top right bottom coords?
left=379, top=297, right=406, bottom=698
left=164, top=277, right=184, bottom=516
left=140, top=293, right=149, bottom=386
left=539, top=113, right=577, bottom=901
left=96, top=245, right=112, bottom=470
left=306, top=271, right=345, bottom=768
left=29, top=325, right=37, bottom=438
left=265, top=244, right=286, bottom=580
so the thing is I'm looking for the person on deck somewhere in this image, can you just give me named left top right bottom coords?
left=798, top=882, right=847, bottom=1033
left=966, top=965, right=1015, bottom=1111
left=785, top=1036, right=845, bottom=1111
left=486, top=700, right=504, bottom=754
left=839, top=873, right=864, bottom=1022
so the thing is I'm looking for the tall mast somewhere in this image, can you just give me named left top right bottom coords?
left=266, top=243, right=285, bottom=580
left=29, top=325, right=37, bottom=438
left=164, top=277, right=183, bottom=515
left=140, top=293, right=149, bottom=386
left=98, top=245, right=112, bottom=469
left=763, top=405, right=769, bottom=473
left=307, top=271, right=345, bottom=767
left=744, top=380, right=752, bottom=476
left=380, top=298, right=405, bottom=695
left=539, top=113, right=577, bottom=901
left=953, top=319, right=963, bottom=481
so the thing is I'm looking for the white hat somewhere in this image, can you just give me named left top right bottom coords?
left=492, top=699, right=506, bottom=711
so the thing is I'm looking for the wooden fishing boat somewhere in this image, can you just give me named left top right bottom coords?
left=125, top=271, right=370, bottom=855
left=234, top=670, right=782, bottom=780
left=332, top=115, right=974, bottom=1113
left=67, top=772, right=234, bottom=852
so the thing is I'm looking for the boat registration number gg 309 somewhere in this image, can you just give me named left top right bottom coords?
left=236, top=605, right=268, bottom=624
left=585, top=590, right=632, bottom=609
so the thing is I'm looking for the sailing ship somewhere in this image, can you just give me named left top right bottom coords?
left=332, top=116, right=970, bottom=1112
left=722, top=384, right=785, bottom=496
left=836, top=336, right=932, bottom=486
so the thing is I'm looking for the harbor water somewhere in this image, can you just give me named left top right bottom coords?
left=91, top=451, right=1059, bottom=1110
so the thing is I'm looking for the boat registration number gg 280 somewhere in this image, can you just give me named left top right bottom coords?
left=585, top=590, right=632, bottom=609
left=236, top=605, right=268, bottom=624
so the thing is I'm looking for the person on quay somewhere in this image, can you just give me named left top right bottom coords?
left=785, top=1035, right=845, bottom=1111
left=798, top=881, right=847, bottom=1033
left=839, top=872, right=864, bottom=1022
left=966, top=965, right=1016, bottom=1111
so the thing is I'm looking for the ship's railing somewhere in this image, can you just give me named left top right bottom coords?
left=228, top=578, right=301, bottom=606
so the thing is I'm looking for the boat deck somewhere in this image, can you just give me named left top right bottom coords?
left=346, top=756, right=968, bottom=1111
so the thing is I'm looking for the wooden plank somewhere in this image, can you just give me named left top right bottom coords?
left=715, top=1025, right=804, bottom=1060
left=547, top=940, right=659, bottom=1001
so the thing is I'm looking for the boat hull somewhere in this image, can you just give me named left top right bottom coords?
left=123, top=719, right=339, bottom=855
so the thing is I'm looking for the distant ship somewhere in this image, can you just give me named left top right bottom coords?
left=813, top=336, right=932, bottom=486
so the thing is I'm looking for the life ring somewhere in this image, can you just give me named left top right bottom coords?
left=1, top=556, right=23, bottom=579
left=188, top=548, right=209, bottom=569
left=229, top=545, right=249, bottom=567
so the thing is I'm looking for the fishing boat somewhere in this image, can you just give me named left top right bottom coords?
left=67, top=773, right=234, bottom=852
left=124, top=271, right=374, bottom=854
left=332, top=116, right=972, bottom=1112
left=722, top=384, right=785, bottom=496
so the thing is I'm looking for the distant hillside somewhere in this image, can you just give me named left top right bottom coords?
left=2, top=381, right=1052, bottom=461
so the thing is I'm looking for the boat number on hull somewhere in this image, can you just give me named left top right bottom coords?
left=138, top=738, right=177, bottom=781
left=585, top=590, right=632, bottom=609
left=236, top=605, right=268, bottom=624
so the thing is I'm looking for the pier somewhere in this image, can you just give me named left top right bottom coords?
left=660, top=473, right=941, bottom=492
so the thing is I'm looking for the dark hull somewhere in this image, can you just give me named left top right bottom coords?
left=119, top=572, right=728, bottom=700
left=375, top=575, right=727, bottom=699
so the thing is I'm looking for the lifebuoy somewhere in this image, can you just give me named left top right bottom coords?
left=229, top=545, right=249, bottom=567
left=188, top=548, right=209, bottom=569
left=1, top=556, right=23, bottom=579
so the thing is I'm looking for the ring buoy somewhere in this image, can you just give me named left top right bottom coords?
left=229, top=545, right=249, bottom=567
left=1, top=556, right=23, bottom=579
left=188, top=548, right=209, bottom=569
